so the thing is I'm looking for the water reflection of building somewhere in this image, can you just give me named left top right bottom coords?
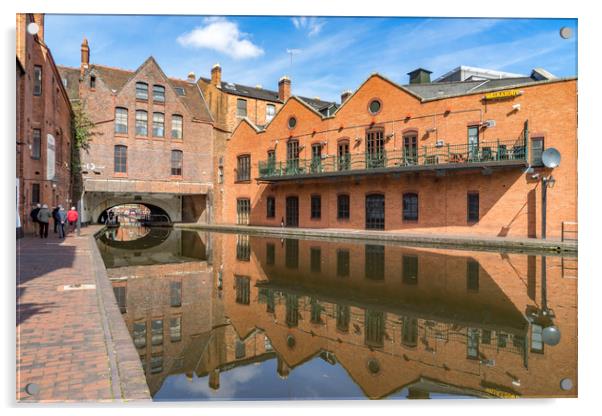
left=109, top=231, right=577, bottom=399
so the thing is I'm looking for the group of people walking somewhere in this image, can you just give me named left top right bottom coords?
left=29, top=204, right=79, bottom=239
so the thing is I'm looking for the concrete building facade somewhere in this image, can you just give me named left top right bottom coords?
left=16, top=13, right=74, bottom=237
left=58, top=40, right=215, bottom=224
left=223, top=70, right=577, bottom=240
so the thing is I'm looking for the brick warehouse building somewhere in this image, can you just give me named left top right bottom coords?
left=224, top=69, right=577, bottom=239
left=58, top=39, right=214, bottom=225
left=16, top=14, right=73, bottom=237
left=198, top=64, right=336, bottom=223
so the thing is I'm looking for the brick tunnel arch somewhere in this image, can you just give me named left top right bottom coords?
left=86, top=193, right=181, bottom=225
left=96, top=203, right=171, bottom=224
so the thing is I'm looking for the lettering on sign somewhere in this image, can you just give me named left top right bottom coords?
left=483, top=89, right=523, bottom=100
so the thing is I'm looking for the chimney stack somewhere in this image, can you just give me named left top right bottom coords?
left=211, top=63, right=222, bottom=87
left=407, top=68, right=432, bottom=84
left=80, top=37, right=90, bottom=77
left=278, top=76, right=291, bottom=102
left=187, top=71, right=196, bottom=83
left=341, top=90, right=353, bottom=104
left=32, top=14, right=44, bottom=41
left=208, top=369, right=220, bottom=390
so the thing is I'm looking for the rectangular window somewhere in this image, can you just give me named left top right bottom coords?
left=467, top=192, right=480, bottom=222
left=338, top=141, right=350, bottom=170
left=151, top=319, right=163, bottom=346
left=310, top=195, right=321, bottom=219
left=310, top=247, right=321, bottom=273
left=531, top=137, right=544, bottom=165
left=133, top=321, right=147, bottom=349
left=266, top=196, right=275, bottom=218
left=113, top=286, right=127, bottom=313
left=310, top=144, right=322, bottom=173
left=153, top=85, right=165, bottom=102
left=266, top=242, right=275, bottom=266
left=136, top=110, right=148, bottom=136
left=236, top=234, right=250, bottom=261
left=366, top=129, right=385, bottom=168
left=286, top=140, right=299, bottom=173
left=170, top=316, right=182, bottom=342
left=114, top=145, right=127, bottom=174
left=33, top=66, right=42, bottom=96
left=171, top=115, right=183, bottom=139
left=467, top=259, right=480, bottom=291
left=236, top=199, right=250, bottom=225
left=152, top=113, right=164, bottom=137
left=237, top=99, right=247, bottom=117
left=115, top=108, right=128, bottom=134
left=365, top=244, right=385, bottom=280
left=136, top=82, right=148, bottom=100
left=235, top=275, right=251, bottom=305
left=170, top=281, right=182, bottom=307
left=266, top=104, right=276, bottom=123
left=31, top=184, right=40, bottom=205
left=402, top=255, right=418, bottom=284
left=337, top=194, right=350, bottom=220
left=337, top=249, right=350, bottom=277
left=171, top=150, right=183, bottom=176
left=31, top=129, right=41, bottom=159
left=403, top=193, right=419, bottom=221
left=468, top=126, right=479, bottom=160
left=237, top=155, right=251, bottom=182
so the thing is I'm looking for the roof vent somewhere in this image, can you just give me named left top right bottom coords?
left=255, top=84, right=263, bottom=89
left=407, top=68, right=433, bottom=84
left=187, top=71, right=196, bottom=83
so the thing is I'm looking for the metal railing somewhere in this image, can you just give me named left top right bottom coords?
left=258, top=138, right=527, bottom=179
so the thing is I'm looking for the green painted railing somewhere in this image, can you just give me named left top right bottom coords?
left=258, top=138, right=527, bottom=179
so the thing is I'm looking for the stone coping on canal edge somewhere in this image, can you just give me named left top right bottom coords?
left=175, top=223, right=577, bottom=255
left=16, top=225, right=151, bottom=403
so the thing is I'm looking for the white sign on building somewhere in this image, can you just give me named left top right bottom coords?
left=47, top=134, right=55, bottom=180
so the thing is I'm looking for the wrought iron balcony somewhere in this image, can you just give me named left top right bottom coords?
left=257, top=138, right=528, bottom=181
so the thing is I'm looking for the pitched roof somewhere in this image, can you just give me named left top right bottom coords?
left=58, top=63, right=213, bottom=122
left=199, top=77, right=337, bottom=112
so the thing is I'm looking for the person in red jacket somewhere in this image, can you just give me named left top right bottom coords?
left=67, top=207, right=79, bottom=234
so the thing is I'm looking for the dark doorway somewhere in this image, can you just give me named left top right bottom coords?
left=285, top=196, right=299, bottom=227
left=365, top=194, right=385, bottom=230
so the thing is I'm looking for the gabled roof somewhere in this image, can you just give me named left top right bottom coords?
left=58, top=60, right=213, bottom=122
left=199, top=77, right=336, bottom=113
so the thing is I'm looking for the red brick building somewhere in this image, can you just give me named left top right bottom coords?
left=16, top=14, right=73, bottom=237
left=58, top=40, right=215, bottom=224
left=224, top=69, right=577, bottom=239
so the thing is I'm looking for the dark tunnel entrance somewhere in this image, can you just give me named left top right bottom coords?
left=97, top=203, right=171, bottom=225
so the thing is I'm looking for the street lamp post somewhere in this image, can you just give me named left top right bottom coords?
left=541, top=175, right=555, bottom=239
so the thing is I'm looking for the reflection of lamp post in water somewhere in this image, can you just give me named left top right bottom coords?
left=540, top=256, right=561, bottom=346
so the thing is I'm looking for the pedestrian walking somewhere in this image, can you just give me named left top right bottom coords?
left=57, top=205, right=67, bottom=239
left=29, top=204, right=41, bottom=237
left=36, top=204, right=51, bottom=238
left=52, top=205, right=60, bottom=233
left=67, top=206, right=79, bottom=234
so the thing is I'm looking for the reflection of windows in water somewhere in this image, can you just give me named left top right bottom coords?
left=170, top=281, right=182, bottom=307
left=113, top=286, right=127, bottom=313
left=467, top=328, right=480, bottom=359
left=235, top=339, right=246, bottom=359
left=467, top=259, right=479, bottom=291
left=285, top=294, right=299, bottom=327
left=151, top=319, right=163, bottom=346
left=170, top=316, right=181, bottom=342
left=140, top=354, right=147, bottom=374
left=497, top=332, right=507, bottom=348
left=337, top=249, right=350, bottom=277
left=531, top=324, right=544, bottom=353
left=266, top=242, right=275, bottom=265
left=285, top=239, right=299, bottom=269
left=401, top=316, right=418, bottom=347
left=264, top=336, right=273, bottom=351
left=336, top=304, right=350, bottom=332
left=235, top=276, right=251, bottom=305
left=365, top=245, right=385, bottom=280
left=310, top=247, right=321, bottom=273
left=236, top=234, right=250, bottom=261
left=173, top=357, right=184, bottom=370
left=402, top=255, right=418, bottom=284
left=481, top=329, right=492, bottom=345
left=365, top=309, right=385, bottom=347
left=310, top=298, right=323, bottom=324
left=133, top=321, right=147, bottom=349
left=150, top=354, right=163, bottom=374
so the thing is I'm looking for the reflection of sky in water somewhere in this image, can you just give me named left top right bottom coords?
left=154, top=357, right=471, bottom=401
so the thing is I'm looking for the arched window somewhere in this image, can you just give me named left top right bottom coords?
left=153, top=85, right=165, bottom=102
left=135, top=82, right=148, bottom=100
left=153, top=112, right=164, bottom=138
left=171, top=114, right=183, bottom=139
left=403, top=193, right=418, bottom=221
left=135, top=110, right=147, bottom=136
left=114, top=107, right=128, bottom=134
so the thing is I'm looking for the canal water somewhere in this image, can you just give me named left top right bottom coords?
left=97, top=226, right=578, bottom=400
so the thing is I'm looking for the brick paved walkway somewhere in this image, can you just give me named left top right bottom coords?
left=16, top=226, right=150, bottom=403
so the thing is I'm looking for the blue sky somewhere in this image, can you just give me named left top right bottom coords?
left=45, top=15, right=577, bottom=102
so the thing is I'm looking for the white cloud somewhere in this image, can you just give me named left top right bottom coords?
left=291, top=17, right=325, bottom=37
left=177, top=17, right=264, bottom=60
